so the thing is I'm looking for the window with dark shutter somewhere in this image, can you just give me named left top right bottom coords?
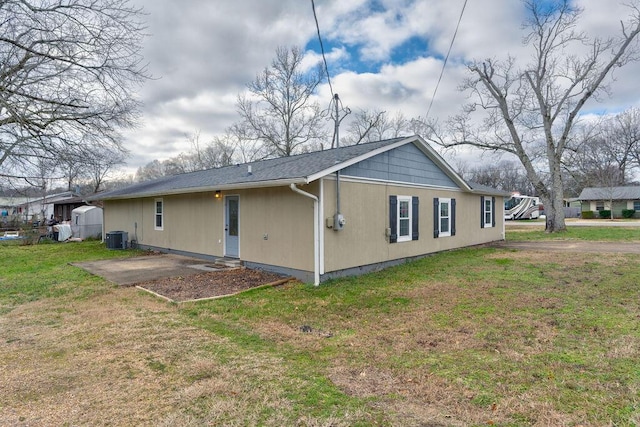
left=435, top=197, right=454, bottom=237
left=390, top=195, right=419, bottom=243
left=481, top=196, right=494, bottom=228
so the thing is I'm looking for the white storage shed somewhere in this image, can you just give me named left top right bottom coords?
left=71, top=206, right=103, bottom=239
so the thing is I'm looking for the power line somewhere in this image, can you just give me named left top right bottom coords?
left=310, top=0, right=334, bottom=97
left=426, top=0, right=468, bottom=119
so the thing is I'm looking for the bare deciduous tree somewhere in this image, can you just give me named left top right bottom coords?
left=424, top=0, right=640, bottom=232
left=133, top=131, right=241, bottom=182
left=83, top=147, right=127, bottom=193
left=135, top=160, right=167, bottom=182
left=566, top=108, right=640, bottom=192
left=187, top=131, right=238, bottom=170
left=458, top=160, right=534, bottom=195
left=342, top=109, right=411, bottom=146
left=0, top=0, right=148, bottom=179
left=601, top=108, right=640, bottom=180
left=236, top=46, right=328, bottom=157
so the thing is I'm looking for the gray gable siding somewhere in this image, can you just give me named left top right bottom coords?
left=340, top=143, right=459, bottom=188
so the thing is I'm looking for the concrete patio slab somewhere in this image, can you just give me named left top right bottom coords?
left=72, top=254, right=227, bottom=286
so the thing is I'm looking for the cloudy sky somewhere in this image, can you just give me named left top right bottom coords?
left=123, top=0, right=640, bottom=172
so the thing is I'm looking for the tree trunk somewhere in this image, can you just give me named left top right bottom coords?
left=543, top=173, right=567, bottom=232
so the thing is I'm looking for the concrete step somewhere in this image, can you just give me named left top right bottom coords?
left=214, top=258, right=243, bottom=268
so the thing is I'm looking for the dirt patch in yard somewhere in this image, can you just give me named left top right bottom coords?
left=494, top=240, right=640, bottom=253
left=138, top=268, right=292, bottom=302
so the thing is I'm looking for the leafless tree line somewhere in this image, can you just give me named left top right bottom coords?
left=0, top=0, right=148, bottom=193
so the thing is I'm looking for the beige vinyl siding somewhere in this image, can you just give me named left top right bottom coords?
left=238, top=185, right=315, bottom=272
left=104, top=179, right=503, bottom=279
left=103, top=185, right=316, bottom=272
left=322, top=179, right=504, bottom=273
left=104, top=192, right=225, bottom=257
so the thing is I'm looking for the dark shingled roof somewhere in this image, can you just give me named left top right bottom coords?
left=466, top=181, right=512, bottom=197
left=578, top=186, right=640, bottom=201
left=90, top=136, right=507, bottom=201
left=91, top=138, right=407, bottom=200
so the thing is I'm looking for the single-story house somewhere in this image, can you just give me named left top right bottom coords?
left=16, top=191, right=80, bottom=224
left=578, top=186, right=640, bottom=218
left=52, top=196, right=90, bottom=222
left=0, top=196, right=28, bottom=220
left=90, top=136, right=507, bottom=284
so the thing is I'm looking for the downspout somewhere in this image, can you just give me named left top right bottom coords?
left=290, top=183, right=320, bottom=286
left=501, top=196, right=506, bottom=241
left=319, top=179, right=325, bottom=275
left=335, top=93, right=341, bottom=217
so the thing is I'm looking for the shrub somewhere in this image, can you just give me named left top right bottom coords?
left=599, top=210, right=612, bottom=219
left=622, top=209, right=636, bottom=219
left=581, top=211, right=595, bottom=219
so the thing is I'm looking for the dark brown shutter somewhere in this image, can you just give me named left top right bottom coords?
left=412, top=196, right=419, bottom=240
left=451, top=198, right=456, bottom=236
left=389, top=195, right=397, bottom=243
left=433, top=198, right=439, bottom=238
left=492, top=197, right=496, bottom=227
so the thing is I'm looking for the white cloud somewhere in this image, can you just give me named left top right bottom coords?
left=120, top=0, right=640, bottom=172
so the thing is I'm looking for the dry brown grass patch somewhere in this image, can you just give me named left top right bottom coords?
left=0, top=288, right=296, bottom=426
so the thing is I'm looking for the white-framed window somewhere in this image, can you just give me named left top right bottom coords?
left=439, top=198, right=451, bottom=237
left=389, top=195, right=419, bottom=243
left=154, top=198, right=164, bottom=230
left=397, top=196, right=412, bottom=242
left=595, top=201, right=605, bottom=211
left=482, top=196, right=494, bottom=228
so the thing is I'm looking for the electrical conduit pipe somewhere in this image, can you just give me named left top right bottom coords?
left=290, top=183, right=320, bottom=286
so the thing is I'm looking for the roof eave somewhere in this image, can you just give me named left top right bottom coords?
left=468, top=189, right=511, bottom=197
left=91, top=178, right=307, bottom=201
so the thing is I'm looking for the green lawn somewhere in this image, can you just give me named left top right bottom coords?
left=1, top=233, right=639, bottom=426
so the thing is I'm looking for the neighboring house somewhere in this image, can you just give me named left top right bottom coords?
left=53, top=196, right=89, bottom=222
left=90, top=136, right=508, bottom=284
left=0, top=196, right=29, bottom=225
left=16, top=191, right=80, bottom=223
left=578, top=186, right=640, bottom=218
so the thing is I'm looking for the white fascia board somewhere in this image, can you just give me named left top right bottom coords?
left=96, top=178, right=306, bottom=201
left=467, top=188, right=512, bottom=197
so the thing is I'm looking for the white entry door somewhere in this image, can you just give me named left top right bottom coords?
left=225, top=195, right=239, bottom=257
